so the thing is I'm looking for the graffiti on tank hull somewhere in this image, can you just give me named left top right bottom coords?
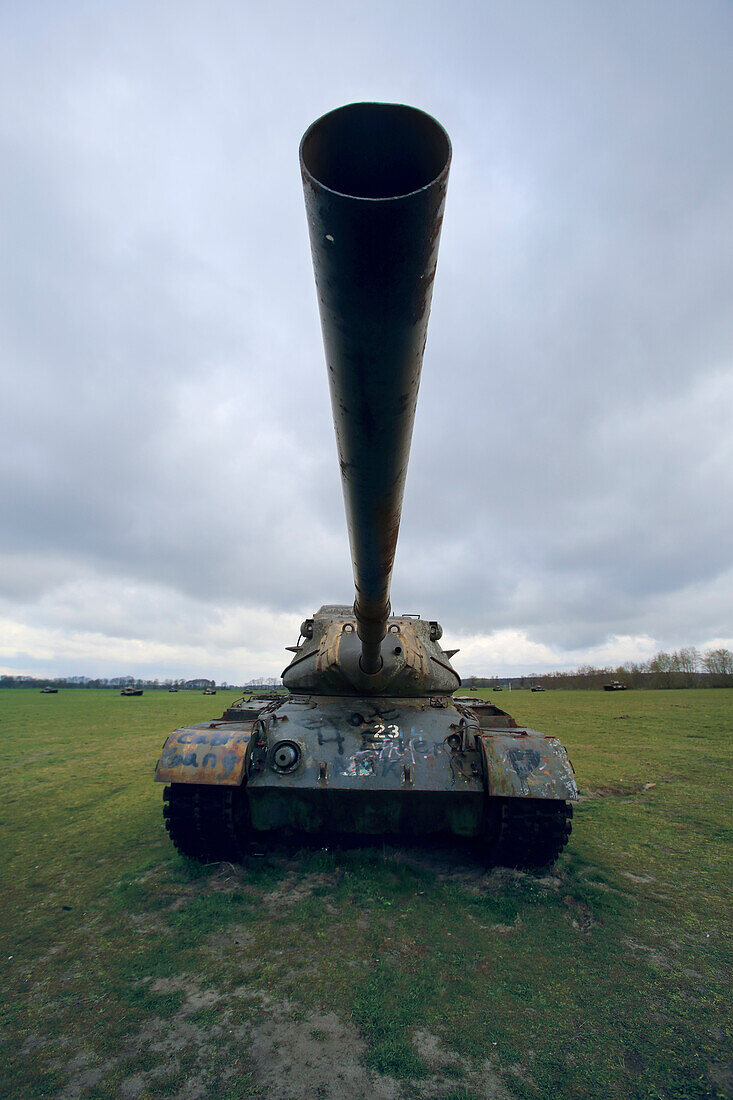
left=341, top=721, right=447, bottom=778
left=160, top=746, right=241, bottom=777
left=154, top=727, right=250, bottom=786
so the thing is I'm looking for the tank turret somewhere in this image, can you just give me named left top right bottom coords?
left=154, top=103, right=577, bottom=867
left=283, top=605, right=459, bottom=696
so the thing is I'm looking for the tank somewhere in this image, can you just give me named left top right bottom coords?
left=154, top=102, right=576, bottom=868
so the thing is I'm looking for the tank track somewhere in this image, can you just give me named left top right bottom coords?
left=162, top=784, right=247, bottom=863
left=488, top=798, right=573, bottom=869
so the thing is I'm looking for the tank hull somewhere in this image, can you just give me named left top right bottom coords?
left=155, top=694, right=576, bottom=865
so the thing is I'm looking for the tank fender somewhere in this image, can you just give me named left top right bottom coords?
left=478, top=730, right=577, bottom=800
left=154, top=722, right=251, bottom=786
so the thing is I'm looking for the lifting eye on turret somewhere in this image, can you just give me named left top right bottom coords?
left=429, top=621, right=442, bottom=641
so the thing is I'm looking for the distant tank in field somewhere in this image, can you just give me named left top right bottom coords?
left=154, top=102, right=577, bottom=867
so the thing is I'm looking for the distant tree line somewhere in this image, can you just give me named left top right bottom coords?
left=0, top=675, right=240, bottom=690
left=3, top=651, right=730, bottom=692
left=0, top=674, right=285, bottom=690
left=463, top=647, right=733, bottom=690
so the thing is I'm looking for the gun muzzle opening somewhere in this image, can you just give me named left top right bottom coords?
left=300, top=102, right=450, bottom=200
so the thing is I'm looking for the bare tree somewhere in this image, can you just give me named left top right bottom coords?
left=649, top=651, right=674, bottom=688
left=702, top=648, right=733, bottom=684
left=673, top=646, right=701, bottom=686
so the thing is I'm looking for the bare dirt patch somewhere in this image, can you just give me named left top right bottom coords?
left=57, top=1051, right=114, bottom=1099
left=103, top=977, right=400, bottom=1100
left=207, top=922, right=255, bottom=957
left=244, top=996, right=400, bottom=1100
left=261, top=870, right=338, bottom=909
left=386, top=841, right=537, bottom=896
left=622, top=936, right=672, bottom=971
left=412, top=1027, right=517, bottom=1099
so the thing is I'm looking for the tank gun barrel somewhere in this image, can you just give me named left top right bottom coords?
left=300, top=103, right=451, bottom=674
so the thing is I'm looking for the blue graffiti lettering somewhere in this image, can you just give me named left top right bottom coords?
left=221, top=751, right=238, bottom=777
left=209, top=734, right=233, bottom=747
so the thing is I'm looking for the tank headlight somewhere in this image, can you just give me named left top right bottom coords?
left=271, top=741, right=301, bottom=773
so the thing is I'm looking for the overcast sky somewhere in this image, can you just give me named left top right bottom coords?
left=1, top=0, right=731, bottom=682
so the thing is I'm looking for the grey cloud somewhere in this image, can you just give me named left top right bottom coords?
left=1, top=0, right=732, bottom=677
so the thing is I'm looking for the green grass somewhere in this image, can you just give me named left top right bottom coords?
left=0, top=687, right=730, bottom=1098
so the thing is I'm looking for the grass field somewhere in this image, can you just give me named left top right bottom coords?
left=0, top=686, right=730, bottom=1099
